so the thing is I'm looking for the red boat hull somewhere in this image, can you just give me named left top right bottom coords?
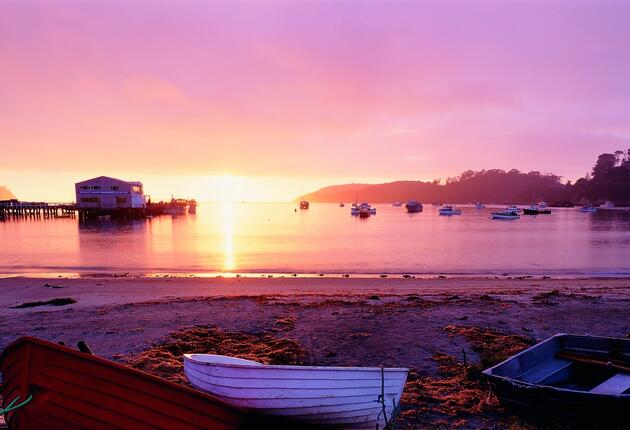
left=0, top=337, right=245, bottom=430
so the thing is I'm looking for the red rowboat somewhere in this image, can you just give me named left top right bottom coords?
left=0, top=337, right=245, bottom=430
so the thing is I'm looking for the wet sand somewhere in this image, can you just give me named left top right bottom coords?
left=1, top=276, right=629, bottom=428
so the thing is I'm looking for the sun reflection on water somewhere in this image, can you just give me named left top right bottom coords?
left=222, top=201, right=235, bottom=271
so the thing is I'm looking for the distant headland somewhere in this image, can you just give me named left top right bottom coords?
left=0, top=186, right=16, bottom=200
left=298, top=150, right=630, bottom=206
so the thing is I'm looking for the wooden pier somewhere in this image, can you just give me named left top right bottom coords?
left=0, top=200, right=76, bottom=220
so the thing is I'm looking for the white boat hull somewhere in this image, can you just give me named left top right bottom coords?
left=184, top=354, right=408, bottom=429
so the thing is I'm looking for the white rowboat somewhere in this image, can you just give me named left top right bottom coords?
left=184, top=354, right=409, bottom=429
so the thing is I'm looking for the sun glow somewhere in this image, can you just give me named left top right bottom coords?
left=221, top=200, right=235, bottom=271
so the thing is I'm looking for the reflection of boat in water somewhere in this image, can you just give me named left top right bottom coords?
left=392, top=201, right=403, bottom=207
left=184, top=353, right=409, bottom=429
left=299, top=200, right=309, bottom=210
left=405, top=201, right=423, bottom=213
left=579, top=205, right=598, bottom=213
left=491, top=209, right=520, bottom=220
left=483, top=334, right=630, bottom=422
left=475, top=202, right=485, bottom=209
left=439, top=205, right=462, bottom=215
left=523, top=204, right=551, bottom=215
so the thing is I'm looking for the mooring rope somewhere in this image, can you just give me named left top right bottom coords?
left=1, top=394, right=33, bottom=415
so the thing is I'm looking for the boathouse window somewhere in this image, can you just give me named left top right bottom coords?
left=80, top=185, right=90, bottom=190
left=116, top=197, right=127, bottom=203
left=110, top=186, right=120, bottom=191
left=132, top=185, right=142, bottom=193
left=91, top=185, right=101, bottom=190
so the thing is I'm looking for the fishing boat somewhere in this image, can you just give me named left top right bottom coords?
left=405, top=200, right=423, bottom=213
left=522, top=204, right=552, bottom=215
left=350, top=204, right=360, bottom=216
left=491, top=209, right=520, bottom=220
left=299, top=200, right=309, bottom=210
left=359, top=207, right=371, bottom=218
left=439, top=205, right=462, bottom=215
left=184, top=354, right=409, bottom=429
left=538, top=201, right=548, bottom=209
left=579, top=205, right=598, bottom=213
left=339, top=202, right=345, bottom=207
left=392, top=201, right=402, bottom=207
left=483, top=334, right=630, bottom=421
left=0, top=337, right=244, bottom=430
left=474, top=202, right=486, bottom=209
left=507, top=205, right=523, bottom=215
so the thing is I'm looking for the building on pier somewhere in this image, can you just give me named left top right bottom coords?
left=75, top=176, right=146, bottom=219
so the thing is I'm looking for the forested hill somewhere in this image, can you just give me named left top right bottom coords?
left=297, top=150, right=630, bottom=205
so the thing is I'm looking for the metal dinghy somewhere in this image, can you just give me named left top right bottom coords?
left=483, top=334, right=630, bottom=422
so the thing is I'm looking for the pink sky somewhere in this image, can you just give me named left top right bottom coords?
left=1, top=0, right=629, bottom=201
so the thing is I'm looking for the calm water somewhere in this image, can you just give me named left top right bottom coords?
left=1, top=203, right=630, bottom=277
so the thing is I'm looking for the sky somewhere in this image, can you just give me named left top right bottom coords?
left=2, top=0, right=630, bottom=202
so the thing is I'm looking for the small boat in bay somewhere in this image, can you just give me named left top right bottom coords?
left=184, top=354, right=409, bottom=429
left=579, top=205, right=598, bottom=213
left=339, top=202, right=345, bottom=207
left=491, top=209, right=520, bottom=220
left=483, top=334, right=630, bottom=421
left=0, top=337, right=244, bottom=430
left=522, top=204, right=552, bottom=215
left=439, top=204, right=462, bottom=215
left=474, top=202, right=485, bottom=209
left=405, top=200, right=423, bottom=213
left=299, top=200, right=309, bottom=210
left=359, top=207, right=371, bottom=218
left=507, top=204, right=523, bottom=215
left=392, top=201, right=403, bottom=207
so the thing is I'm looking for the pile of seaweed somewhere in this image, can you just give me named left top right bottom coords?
left=118, top=326, right=305, bottom=386
left=399, top=325, right=534, bottom=428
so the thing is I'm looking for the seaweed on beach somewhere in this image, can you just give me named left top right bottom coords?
left=398, top=326, right=534, bottom=428
left=11, top=297, right=76, bottom=308
left=118, top=326, right=306, bottom=386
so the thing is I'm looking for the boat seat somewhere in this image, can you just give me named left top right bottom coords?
left=589, top=373, right=630, bottom=395
left=518, top=358, right=572, bottom=383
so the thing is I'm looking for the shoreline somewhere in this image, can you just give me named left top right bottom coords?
left=1, top=276, right=629, bottom=428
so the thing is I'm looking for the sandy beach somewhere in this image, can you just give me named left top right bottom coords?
left=1, top=275, right=629, bottom=428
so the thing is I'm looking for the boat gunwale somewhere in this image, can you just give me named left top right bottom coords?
left=184, top=354, right=409, bottom=373
left=483, top=333, right=630, bottom=398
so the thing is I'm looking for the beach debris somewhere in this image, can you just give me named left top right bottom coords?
left=44, top=283, right=64, bottom=289
left=368, top=295, right=380, bottom=300
left=119, top=326, right=306, bottom=386
left=10, top=297, right=77, bottom=308
left=273, top=316, right=296, bottom=331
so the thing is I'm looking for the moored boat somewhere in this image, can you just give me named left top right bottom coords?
left=339, top=202, right=345, bottom=207
left=491, top=209, right=520, bottom=220
left=359, top=207, right=371, bottom=218
left=474, top=202, right=486, bottom=209
left=392, top=201, right=402, bottom=207
left=522, top=204, right=552, bottom=215
left=538, top=201, right=548, bottom=209
left=439, top=204, right=462, bottom=215
left=184, top=354, right=409, bottom=429
left=0, top=337, right=244, bottom=430
left=579, top=205, right=598, bottom=213
left=405, top=200, right=423, bottom=213
left=483, top=334, right=630, bottom=421
left=299, top=200, right=309, bottom=210
left=507, top=205, right=524, bottom=215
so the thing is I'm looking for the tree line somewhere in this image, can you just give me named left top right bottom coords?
left=299, top=150, right=630, bottom=205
